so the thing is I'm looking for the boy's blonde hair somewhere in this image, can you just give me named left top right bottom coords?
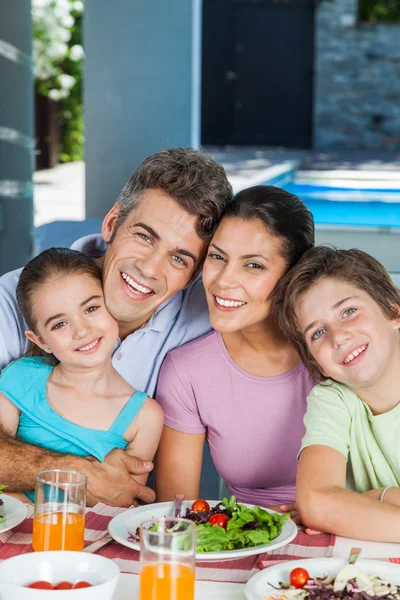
left=272, top=246, right=400, bottom=382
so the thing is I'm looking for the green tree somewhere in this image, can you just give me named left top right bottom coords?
left=359, top=0, right=400, bottom=23
left=33, top=0, right=84, bottom=163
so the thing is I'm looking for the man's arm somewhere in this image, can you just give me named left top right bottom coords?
left=0, top=269, right=27, bottom=371
left=0, top=427, right=155, bottom=507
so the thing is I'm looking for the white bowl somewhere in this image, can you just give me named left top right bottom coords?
left=0, top=551, right=120, bottom=600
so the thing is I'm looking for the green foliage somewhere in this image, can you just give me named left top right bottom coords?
left=359, top=0, right=400, bottom=23
left=33, top=0, right=84, bottom=163
left=59, top=3, right=84, bottom=162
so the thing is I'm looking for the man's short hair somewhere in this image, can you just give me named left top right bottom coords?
left=112, top=147, right=233, bottom=242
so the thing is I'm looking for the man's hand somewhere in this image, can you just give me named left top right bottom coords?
left=86, top=449, right=155, bottom=507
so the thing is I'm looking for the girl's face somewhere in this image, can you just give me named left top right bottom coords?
left=26, top=273, right=119, bottom=369
left=297, top=277, right=400, bottom=392
left=202, top=217, right=288, bottom=334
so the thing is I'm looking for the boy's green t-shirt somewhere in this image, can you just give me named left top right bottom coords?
left=301, top=379, right=400, bottom=492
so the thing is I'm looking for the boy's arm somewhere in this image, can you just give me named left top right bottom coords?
left=297, top=445, right=400, bottom=542
left=125, top=397, right=164, bottom=486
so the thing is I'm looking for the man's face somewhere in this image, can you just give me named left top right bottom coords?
left=99, top=189, right=207, bottom=337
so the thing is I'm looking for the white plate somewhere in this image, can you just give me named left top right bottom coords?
left=245, top=557, right=400, bottom=600
left=108, top=500, right=297, bottom=562
left=114, top=572, right=245, bottom=599
left=0, top=495, right=27, bottom=534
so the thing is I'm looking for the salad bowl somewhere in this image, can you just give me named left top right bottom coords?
left=108, top=497, right=297, bottom=562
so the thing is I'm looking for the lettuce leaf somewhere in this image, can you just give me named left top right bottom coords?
left=194, top=496, right=289, bottom=552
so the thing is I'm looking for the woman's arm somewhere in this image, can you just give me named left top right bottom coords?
left=297, top=445, right=400, bottom=542
left=155, top=426, right=205, bottom=501
left=124, top=397, right=164, bottom=486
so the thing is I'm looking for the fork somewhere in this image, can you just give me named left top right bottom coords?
left=82, top=534, right=113, bottom=554
left=174, top=494, right=185, bottom=518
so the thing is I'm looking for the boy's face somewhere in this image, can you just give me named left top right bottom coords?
left=296, top=277, right=400, bottom=393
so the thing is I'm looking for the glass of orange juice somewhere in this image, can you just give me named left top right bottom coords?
left=139, top=517, right=196, bottom=600
left=32, top=470, right=86, bottom=552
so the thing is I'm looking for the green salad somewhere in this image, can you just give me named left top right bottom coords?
left=131, top=496, right=290, bottom=553
left=180, top=495, right=289, bottom=553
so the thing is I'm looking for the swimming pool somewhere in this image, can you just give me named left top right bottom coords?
left=267, top=170, right=400, bottom=280
left=283, top=181, right=400, bottom=229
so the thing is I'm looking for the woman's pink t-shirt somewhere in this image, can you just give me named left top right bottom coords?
left=156, top=331, right=314, bottom=507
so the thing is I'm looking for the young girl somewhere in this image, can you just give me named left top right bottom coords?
left=273, top=245, right=400, bottom=542
left=0, top=247, right=163, bottom=502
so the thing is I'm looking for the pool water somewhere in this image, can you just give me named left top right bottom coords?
left=283, top=181, right=400, bottom=229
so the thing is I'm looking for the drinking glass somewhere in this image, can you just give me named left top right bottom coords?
left=139, top=517, right=196, bottom=600
left=32, top=469, right=86, bottom=551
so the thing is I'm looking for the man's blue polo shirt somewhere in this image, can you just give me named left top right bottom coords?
left=0, top=234, right=212, bottom=396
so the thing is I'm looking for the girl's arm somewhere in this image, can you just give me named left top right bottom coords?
left=0, top=391, right=20, bottom=437
left=155, top=426, right=205, bottom=501
left=124, top=397, right=164, bottom=486
left=297, top=445, right=400, bottom=542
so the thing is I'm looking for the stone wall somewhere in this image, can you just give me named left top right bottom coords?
left=314, top=0, right=400, bottom=150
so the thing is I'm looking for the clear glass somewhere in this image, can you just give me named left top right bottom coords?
left=139, top=517, right=196, bottom=600
left=32, top=469, right=87, bottom=551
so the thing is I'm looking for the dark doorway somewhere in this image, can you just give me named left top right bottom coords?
left=202, top=0, right=315, bottom=148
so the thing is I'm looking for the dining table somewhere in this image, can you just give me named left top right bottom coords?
left=0, top=502, right=399, bottom=599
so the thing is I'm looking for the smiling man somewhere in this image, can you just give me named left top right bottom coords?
left=0, top=147, right=233, bottom=506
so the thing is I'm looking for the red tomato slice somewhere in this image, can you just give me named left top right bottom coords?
left=289, top=567, right=310, bottom=589
left=27, top=581, right=54, bottom=589
left=72, top=581, right=92, bottom=589
left=191, top=499, right=210, bottom=513
left=55, top=581, right=73, bottom=590
left=209, top=513, right=230, bottom=529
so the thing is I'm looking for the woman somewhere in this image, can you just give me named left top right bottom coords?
left=155, top=185, right=315, bottom=515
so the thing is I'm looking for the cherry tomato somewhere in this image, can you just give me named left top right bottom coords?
left=72, top=581, right=92, bottom=589
left=55, top=581, right=73, bottom=590
left=209, top=513, right=230, bottom=529
left=191, top=499, right=210, bottom=513
left=27, top=581, right=54, bottom=589
left=289, top=567, right=310, bottom=589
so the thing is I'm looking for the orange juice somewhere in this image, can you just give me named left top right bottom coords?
left=139, top=563, right=195, bottom=600
left=32, top=512, right=85, bottom=551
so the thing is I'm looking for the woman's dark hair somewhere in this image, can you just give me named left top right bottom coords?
left=222, top=185, right=315, bottom=270
left=16, top=247, right=102, bottom=362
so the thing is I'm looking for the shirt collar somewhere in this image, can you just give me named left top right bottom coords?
left=137, top=290, right=183, bottom=333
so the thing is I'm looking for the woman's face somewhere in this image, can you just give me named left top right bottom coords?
left=202, top=217, right=288, bottom=334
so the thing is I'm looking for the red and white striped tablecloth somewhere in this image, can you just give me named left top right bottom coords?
left=0, top=503, right=336, bottom=584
